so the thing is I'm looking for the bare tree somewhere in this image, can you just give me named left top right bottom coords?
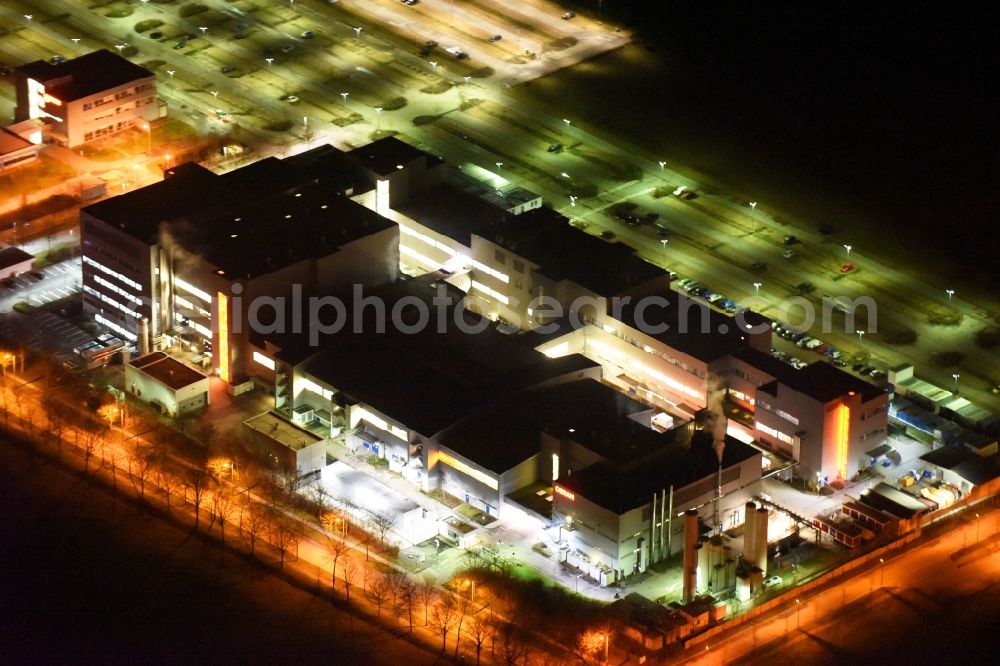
left=399, top=579, right=418, bottom=632
left=468, top=616, right=494, bottom=665
left=82, top=430, right=100, bottom=474
left=325, top=536, right=353, bottom=591
left=494, top=622, right=527, bottom=666
left=368, top=575, right=391, bottom=618
left=431, top=598, right=459, bottom=654
left=418, top=581, right=437, bottom=626
left=189, top=471, right=209, bottom=529
left=159, top=470, right=182, bottom=513
left=368, top=510, right=397, bottom=551
left=453, top=596, right=473, bottom=660
left=211, top=488, right=237, bottom=542
left=342, top=560, right=359, bottom=603
left=127, top=447, right=155, bottom=500
left=385, top=570, right=409, bottom=610
left=107, top=450, right=124, bottom=494
left=241, top=501, right=268, bottom=557
left=269, top=515, right=300, bottom=569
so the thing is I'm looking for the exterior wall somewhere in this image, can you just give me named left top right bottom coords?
left=499, top=452, right=542, bottom=497
left=725, top=356, right=779, bottom=410
left=428, top=444, right=502, bottom=516
left=391, top=210, right=469, bottom=275
left=124, top=363, right=209, bottom=417
left=553, top=451, right=762, bottom=579
left=80, top=210, right=156, bottom=343
left=538, top=325, right=709, bottom=409
left=65, top=77, right=157, bottom=147
left=756, top=384, right=888, bottom=483
left=295, top=439, right=327, bottom=476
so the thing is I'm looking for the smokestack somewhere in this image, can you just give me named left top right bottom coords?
left=755, top=507, right=769, bottom=573
left=697, top=536, right=711, bottom=594
left=682, top=509, right=699, bottom=603
left=743, top=502, right=757, bottom=561
left=139, top=317, right=150, bottom=355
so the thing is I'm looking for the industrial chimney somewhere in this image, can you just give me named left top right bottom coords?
left=743, top=501, right=757, bottom=561
left=682, top=509, right=700, bottom=603
left=755, top=506, right=769, bottom=573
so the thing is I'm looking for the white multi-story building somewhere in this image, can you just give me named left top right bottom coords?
left=13, top=50, right=159, bottom=147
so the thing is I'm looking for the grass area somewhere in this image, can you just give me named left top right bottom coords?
left=104, top=4, right=134, bottom=19
left=76, top=144, right=125, bottom=162
left=0, top=194, right=76, bottom=228
left=0, top=156, right=78, bottom=201
left=178, top=3, right=209, bottom=18
left=156, top=117, right=199, bottom=142
left=32, top=243, right=79, bottom=270
left=975, top=329, right=1000, bottom=350
left=134, top=19, right=163, bottom=33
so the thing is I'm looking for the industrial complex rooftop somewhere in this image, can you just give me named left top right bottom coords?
left=481, top=206, right=667, bottom=297
left=129, top=352, right=206, bottom=390
left=14, top=50, right=153, bottom=101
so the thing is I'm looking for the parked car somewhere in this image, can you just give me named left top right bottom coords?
left=221, top=65, right=236, bottom=74
left=562, top=11, right=576, bottom=19
left=547, top=142, right=563, bottom=153
left=300, top=30, right=315, bottom=39
left=840, top=261, right=855, bottom=273
left=29, top=270, right=46, bottom=281
left=783, top=249, right=795, bottom=259
left=783, top=235, right=798, bottom=246
left=600, top=230, right=615, bottom=240
left=489, top=35, right=503, bottom=43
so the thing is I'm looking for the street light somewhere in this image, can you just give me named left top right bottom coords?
left=569, top=195, right=576, bottom=207
left=211, top=90, right=219, bottom=99
left=266, top=58, right=274, bottom=66
left=879, top=557, right=885, bottom=587
left=354, top=27, right=362, bottom=37
left=340, top=91, right=349, bottom=104
left=166, top=69, right=175, bottom=77
left=749, top=201, right=758, bottom=230
left=952, top=373, right=960, bottom=391
left=71, top=38, right=81, bottom=46
left=975, top=513, right=981, bottom=544
left=115, top=44, right=126, bottom=52
left=429, top=61, right=438, bottom=71
left=796, top=598, right=801, bottom=629
left=844, top=244, right=852, bottom=257
left=199, top=26, right=208, bottom=34
left=374, top=106, right=382, bottom=130
left=562, top=118, right=571, bottom=126
left=856, top=329, right=864, bottom=342
left=753, top=281, right=762, bottom=294
left=945, top=289, right=955, bottom=302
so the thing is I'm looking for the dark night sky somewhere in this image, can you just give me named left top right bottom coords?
left=582, top=1, right=999, bottom=277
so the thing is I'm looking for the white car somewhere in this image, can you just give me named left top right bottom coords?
left=763, top=575, right=782, bottom=589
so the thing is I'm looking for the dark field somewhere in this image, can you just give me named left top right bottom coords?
left=0, top=436, right=436, bottom=666
left=547, top=2, right=998, bottom=293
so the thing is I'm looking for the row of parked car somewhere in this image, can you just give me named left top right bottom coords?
left=676, top=278, right=738, bottom=314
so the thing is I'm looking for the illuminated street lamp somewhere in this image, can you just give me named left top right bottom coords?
left=141, top=121, right=151, bottom=154
left=879, top=557, right=885, bottom=587
left=115, top=44, right=126, bottom=52
left=71, top=38, right=81, bottom=46
left=211, top=91, right=219, bottom=99
left=464, top=75, right=471, bottom=84
left=752, top=281, right=762, bottom=295
left=562, top=118, right=571, bottom=126
left=749, top=201, right=758, bottom=230
left=952, top=373, right=960, bottom=391
left=856, top=329, right=864, bottom=342
left=844, top=244, right=852, bottom=257
left=374, top=106, right=382, bottom=130
left=945, top=289, right=955, bottom=302
left=24, top=14, right=32, bottom=21
left=429, top=60, right=438, bottom=71
left=569, top=195, right=576, bottom=206
left=199, top=26, right=208, bottom=34
left=265, top=58, right=274, bottom=66
left=353, top=27, right=362, bottom=38
left=340, top=91, right=349, bottom=104
left=166, top=70, right=175, bottom=77
left=975, top=513, right=981, bottom=544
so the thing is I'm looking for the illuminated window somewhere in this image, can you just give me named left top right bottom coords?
left=551, top=453, right=559, bottom=481
left=216, top=291, right=230, bottom=382
left=174, top=277, right=211, bottom=303
left=435, top=451, right=499, bottom=490
left=252, top=351, right=275, bottom=370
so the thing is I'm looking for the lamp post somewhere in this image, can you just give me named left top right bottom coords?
left=753, top=282, right=762, bottom=295
left=856, top=329, right=865, bottom=343
left=199, top=26, right=208, bottom=34
left=946, top=289, right=955, bottom=302
left=374, top=106, right=382, bottom=131
left=749, top=201, right=758, bottom=230
left=429, top=60, right=438, bottom=71
left=952, top=373, right=960, bottom=392
left=796, top=598, right=801, bottom=629
left=660, top=238, right=668, bottom=265
left=569, top=195, right=576, bottom=207
left=142, top=122, right=151, bottom=154
left=975, top=513, right=981, bottom=544
left=353, top=27, right=362, bottom=38
left=265, top=58, right=273, bottom=66
left=166, top=70, right=174, bottom=77
left=658, top=160, right=666, bottom=182
left=879, top=557, right=885, bottom=587
left=340, top=92, right=349, bottom=105
left=844, top=244, right=852, bottom=257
